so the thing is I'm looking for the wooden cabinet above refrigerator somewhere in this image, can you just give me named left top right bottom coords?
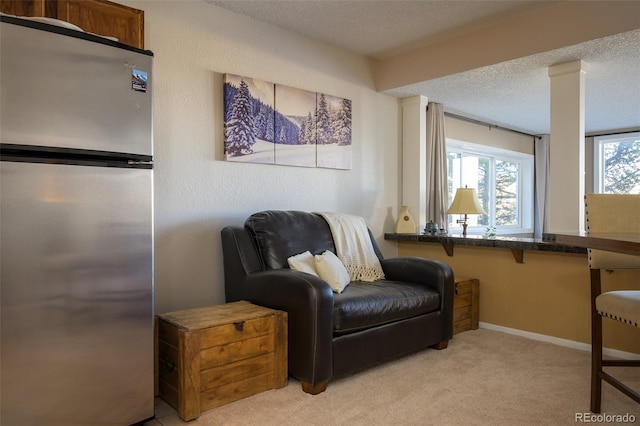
left=0, top=0, right=144, bottom=49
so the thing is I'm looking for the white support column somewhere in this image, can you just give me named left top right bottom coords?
left=548, top=60, right=587, bottom=233
left=401, top=95, right=428, bottom=232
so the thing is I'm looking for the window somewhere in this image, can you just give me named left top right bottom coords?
left=593, top=132, right=640, bottom=194
left=447, top=139, right=534, bottom=235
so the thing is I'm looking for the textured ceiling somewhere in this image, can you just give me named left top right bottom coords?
left=207, top=0, right=640, bottom=135
left=386, top=29, right=640, bottom=135
left=207, top=0, right=556, bottom=59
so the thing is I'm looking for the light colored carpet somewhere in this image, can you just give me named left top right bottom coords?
left=150, top=329, right=639, bottom=426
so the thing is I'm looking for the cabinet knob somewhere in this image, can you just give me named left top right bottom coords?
left=233, top=321, right=245, bottom=331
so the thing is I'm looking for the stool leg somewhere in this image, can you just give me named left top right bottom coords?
left=590, top=315, right=603, bottom=413
left=590, top=269, right=603, bottom=413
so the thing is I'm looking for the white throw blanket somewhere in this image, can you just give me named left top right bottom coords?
left=316, top=212, right=385, bottom=282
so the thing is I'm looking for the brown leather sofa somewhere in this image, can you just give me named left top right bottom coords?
left=221, top=210, right=454, bottom=394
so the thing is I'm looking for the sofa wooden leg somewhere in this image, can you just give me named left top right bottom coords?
left=432, top=340, right=449, bottom=350
left=301, top=380, right=328, bottom=395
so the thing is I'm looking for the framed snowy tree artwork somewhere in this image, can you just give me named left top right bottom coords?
left=274, top=84, right=317, bottom=167
left=224, top=74, right=275, bottom=164
left=223, top=73, right=352, bottom=170
left=316, top=93, right=352, bottom=169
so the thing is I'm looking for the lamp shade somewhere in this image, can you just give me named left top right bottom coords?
left=446, top=187, right=487, bottom=215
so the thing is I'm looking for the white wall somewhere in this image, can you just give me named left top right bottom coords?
left=120, top=1, right=401, bottom=314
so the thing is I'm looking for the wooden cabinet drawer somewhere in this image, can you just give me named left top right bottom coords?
left=156, top=301, right=287, bottom=421
left=453, top=277, right=479, bottom=334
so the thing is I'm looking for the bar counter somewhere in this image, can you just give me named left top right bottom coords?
left=384, top=233, right=586, bottom=263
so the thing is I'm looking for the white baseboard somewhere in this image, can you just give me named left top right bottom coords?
left=479, top=322, right=640, bottom=360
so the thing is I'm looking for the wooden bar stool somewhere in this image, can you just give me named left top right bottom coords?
left=586, top=193, right=640, bottom=413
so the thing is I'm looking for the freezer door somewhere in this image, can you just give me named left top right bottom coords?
left=0, top=161, right=154, bottom=425
left=0, top=19, right=152, bottom=156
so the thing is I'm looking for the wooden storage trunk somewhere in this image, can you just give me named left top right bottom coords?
left=453, top=277, right=479, bottom=334
left=156, top=301, right=287, bottom=421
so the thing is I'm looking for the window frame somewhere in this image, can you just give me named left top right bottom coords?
left=593, top=131, right=640, bottom=194
left=446, top=138, right=534, bottom=235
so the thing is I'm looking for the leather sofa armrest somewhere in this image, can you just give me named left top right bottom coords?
left=243, top=270, right=335, bottom=386
left=380, top=257, right=454, bottom=312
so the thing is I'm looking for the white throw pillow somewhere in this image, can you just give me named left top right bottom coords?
left=315, top=250, right=350, bottom=293
left=287, top=251, right=319, bottom=277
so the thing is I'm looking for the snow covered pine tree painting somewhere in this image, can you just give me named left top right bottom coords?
left=224, top=74, right=276, bottom=163
left=223, top=73, right=352, bottom=169
left=273, top=84, right=316, bottom=167
left=316, top=93, right=352, bottom=169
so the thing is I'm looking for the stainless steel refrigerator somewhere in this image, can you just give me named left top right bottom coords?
left=1, top=16, right=154, bottom=425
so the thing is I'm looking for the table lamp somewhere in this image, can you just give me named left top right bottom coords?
left=446, top=186, right=487, bottom=237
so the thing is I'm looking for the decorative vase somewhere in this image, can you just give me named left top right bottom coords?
left=395, top=205, right=417, bottom=234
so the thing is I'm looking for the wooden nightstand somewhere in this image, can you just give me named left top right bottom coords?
left=453, top=277, right=479, bottom=335
left=156, top=301, right=288, bottom=421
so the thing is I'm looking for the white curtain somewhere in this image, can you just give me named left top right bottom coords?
left=425, top=103, right=448, bottom=231
left=534, top=134, right=550, bottom=239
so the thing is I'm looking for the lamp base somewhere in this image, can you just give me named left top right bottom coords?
left=456, top=214, right=469, bottom=237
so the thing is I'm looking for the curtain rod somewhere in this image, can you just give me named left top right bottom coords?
left=443, top=111, right=542, bottom=140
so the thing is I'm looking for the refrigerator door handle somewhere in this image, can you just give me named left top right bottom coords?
left=128, top=159, right=154, bottom=166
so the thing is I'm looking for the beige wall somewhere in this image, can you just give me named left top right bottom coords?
left=445, top=116, right=534, bottom=154
left=398, top=242, right=640, bottom=354
left=119, top=1, right=402, bottom=314
left=117, top=1, right=638, bottom=354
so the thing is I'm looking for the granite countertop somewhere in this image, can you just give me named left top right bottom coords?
left=384, top=232, right=587, bottom=255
